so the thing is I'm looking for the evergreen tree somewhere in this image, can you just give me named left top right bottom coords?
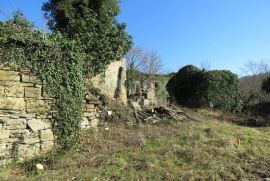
left=42, top=0, right=132, bottom=76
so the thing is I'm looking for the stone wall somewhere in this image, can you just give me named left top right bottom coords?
left=0, top=60, right=125, bottom=164
left=89, top=60, right=127, bottom=104
left=0, top=68, right=54, bottom=164
left=129, top=80, right=157, bottom=107
left=0, top=67, right=100, bottom=164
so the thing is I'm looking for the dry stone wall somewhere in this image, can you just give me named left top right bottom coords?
left=129, top=80, right=157, bottom=107
left=0, top=68, right=53, bottom=164
left=0, top=67, right=100, bottom=164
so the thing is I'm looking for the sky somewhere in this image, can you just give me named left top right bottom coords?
left=1, top=0, right=270, bottom=75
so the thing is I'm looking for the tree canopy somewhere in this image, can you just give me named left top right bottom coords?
left=43, top=0, right=132, bottom=76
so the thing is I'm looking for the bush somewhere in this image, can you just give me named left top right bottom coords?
left=167, top=65, right=243, bottom=112
left=262, top=77, right=270, bottom=94
left=166, top=65, right=206, bottom=107
left=204, top=70, right=242, bottom=112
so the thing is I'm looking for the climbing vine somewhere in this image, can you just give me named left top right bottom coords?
left=0, top=6, right=131, bottom=150
left=0, top=17, right=84, bottom=150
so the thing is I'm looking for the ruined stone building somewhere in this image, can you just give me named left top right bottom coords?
left=0, top=60, right=126, bottom=164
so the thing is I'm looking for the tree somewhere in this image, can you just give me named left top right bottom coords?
left=125, top=46, right=143, bottom=71
left=42, top=0, right=132, bottom=76
left=7, top=10, right=34, bottom=29
left=141, top=49, right=163, bottom=79
left=240, top=61, right=270, bottom=105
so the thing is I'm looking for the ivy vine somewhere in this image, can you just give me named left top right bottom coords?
left=0, top=17, right=84, bottom=150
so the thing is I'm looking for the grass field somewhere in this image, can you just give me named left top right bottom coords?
left=0, top=109, right=269, bottom=181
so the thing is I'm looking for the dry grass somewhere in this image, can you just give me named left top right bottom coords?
left=1, top=109, right=270, bottom=181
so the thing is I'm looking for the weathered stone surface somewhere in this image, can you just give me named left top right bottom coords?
left=0, top=82, right=24, bottom=98
left=89, top=60, right=127, bottom=104
left=85, top=104, right=95, bottom=112
left=131, top=102, right=142, bottom=111
left=0, top=144, right=6, bottom=157
left=23, top=133, right=40, bottom=144
left=0, top=130, right=10, bottom=140
left=24, top=87, right=41, bottom=98
left=17, top=144, right=40, bottom=159
left=81, top=117, right=89, bottom=129
left=39, top=129, right=54, bottom=141
left=83, top=112, right=96, bottom=118
left=6, top=119, right=26, bottom=130
left=21, top=74, right=38, bottom=83
left=90, top=119, right=99, bottom=128
left=40, top=141, right=54, bottom=152
left=25, top=99, right=48, bottom=113
left=27, top=119, right=50, bottom=132
left=0, top=117, right=8, bottom=124
left=0, top=97, right=25, bottom=111
left=21, top=75, right=31, bottom=83
left=0, top=70, right=20, bottom=81
left=19, top=113, right=35, bottom=119
left=143, top=99, right=150, bottom=106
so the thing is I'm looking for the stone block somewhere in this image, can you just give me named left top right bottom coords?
left=81, top=117, right=89, bottom=129
left=143, top=99, right=150, bottom=107
left=40, top=141, right=54, bottom=152
left=6, top=119, right=26, bottom=130
left=83, top=112, right=96, bottom=118
left=25, top=99, right=48, bottom=114
left=24, top=87, right=41, bottom=98
left=90, top=119, right=99, bottom=128
left=27, top=119, right=50, bottom=132
left=0, top=82, right=24, bottom=98
left=131, top=102, right=142, bottom=111
left=9, top=129, right=27, bottom=139
left=21, top=74, right=31, bottom=83
left=0, top=97, right=25, bottom=111
left=39, top=129, right=54, bottom=141
left=0, top=70, right=20, bottom=81
left=22, top=132, right=40, bottom=144
left=86, top=104, right=95, bottom=110
left=0, top=130, right=10, bottom=140
left=17, top=143, right=40, bottom=159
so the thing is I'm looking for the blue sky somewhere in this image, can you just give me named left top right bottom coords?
left=1, top=0, right=270, bottom=75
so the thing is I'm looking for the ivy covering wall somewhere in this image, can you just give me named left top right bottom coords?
left=0, top=2, right=132, bottom=151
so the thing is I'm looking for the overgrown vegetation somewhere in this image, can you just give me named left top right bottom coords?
left=0, top=0, right=132, bottom=150
left=262, top=76, right=270, bottom=94
left=0, top=109, right=269, bottom=180
left=167, top=65, right=243, bottom=112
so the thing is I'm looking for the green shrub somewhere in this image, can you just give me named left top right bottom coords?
left=204, top=70, right=242, bottom=112
left=166, top=65, right=206, bottom=107
left=167, top=65, right=243, bottom=112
